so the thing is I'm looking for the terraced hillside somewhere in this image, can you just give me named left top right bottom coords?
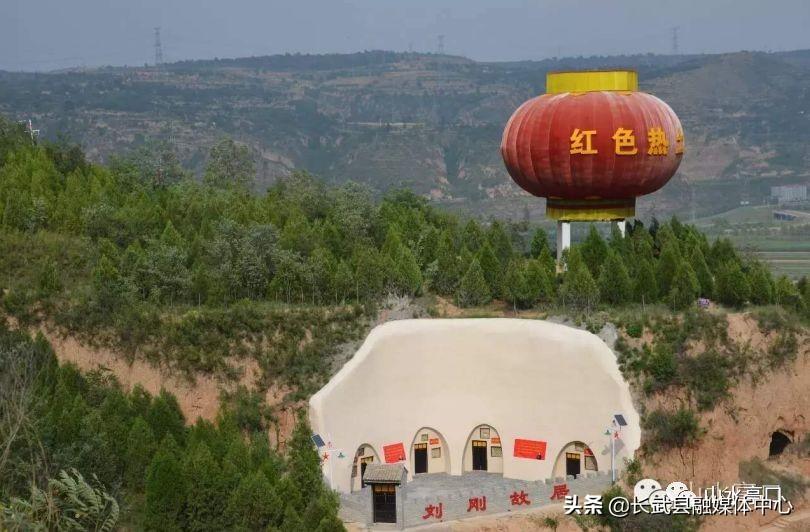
left=2, top=50, right=810, bottom=220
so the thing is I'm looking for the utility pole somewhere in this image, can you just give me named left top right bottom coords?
left=671, top=27, right=679, bottom=55
left=154, top=27, right=164, bottom=66
left=437, top=34, right=445, bottom=55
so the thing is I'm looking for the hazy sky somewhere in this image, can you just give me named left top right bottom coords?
left=3, top=0, right=810, bottom=71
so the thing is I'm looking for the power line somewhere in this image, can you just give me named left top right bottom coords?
left=154, top=27, right=164, bottom=66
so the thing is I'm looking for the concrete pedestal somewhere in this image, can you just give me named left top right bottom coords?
left=556, top=221, right=571, bottom=263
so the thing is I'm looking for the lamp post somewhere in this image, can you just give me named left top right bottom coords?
left=606, top=414, right=628, bottom=484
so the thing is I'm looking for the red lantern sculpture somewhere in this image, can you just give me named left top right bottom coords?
left=501, top=70, right=684, bottom=258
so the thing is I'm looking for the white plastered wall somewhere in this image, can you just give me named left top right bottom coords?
left=309, top=319, right=640, bottom=494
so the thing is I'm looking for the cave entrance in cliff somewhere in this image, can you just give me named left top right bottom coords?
left=769, top=431, right=792, bottom=458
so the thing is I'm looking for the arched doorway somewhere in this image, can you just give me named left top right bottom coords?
left=769, top=431, right=792, bottom=458
left=410, top=427, right=450, bottom=475
left=462, top=424, right=503, bottom=474
left=552, top=441, right=598, bottom=479
left=351, top=443, right=380, bottom=492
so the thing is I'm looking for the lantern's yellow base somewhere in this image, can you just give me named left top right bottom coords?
left=546, top=70, right=638, bottom=94
left=546, top=198, right=635, bottom=222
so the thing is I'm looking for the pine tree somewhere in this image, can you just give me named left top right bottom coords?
left=476, top=241, right=502, bottom=297
left=709, top=238, right=740, bottom=270
left=432, top=230, right=459, bottom=295
left=598, top=249, right=632, bottom=305
left=455, top=259, right=491, bottom=307
left=144, top=435, right=186, bottom=531
left=559, top=248, right=599, bottom=311
left=184, top=443, right=228, bottom=531
left=774, top=275, right=805, bottom=312
left=160, top=220, right=185, bottom=248
left=748, top=264, right=773, bottom=305
left=146, top=389, right=186, bottom=445
left=667, top=260, right=699, bottom=310
left=715, top=261, right=751, bottom=307
left=503, top=260, right=533, bottom=310
left=487, top=220, right=514, bottom=264
left=124, top=416, right=157, bottom=491
left=392, top=246, right=423, bottom=296
left=656, top=240, right=682, bottom=296
left=634, top=258, right=658, bottom=304
left=462, top=219, right=485, bottom=252
left=287, top=414, right=324, bottom=510
left=580, top=225, right=608, bottom=277
left=526, top=258, right=555, bottom=304
left=224, top=471, right=283, bottom=530
left=280, top=504, right=306, bottom=532
left=690, top=246, right=714, bottom=299
left=530, top=227, right=550, bottom=259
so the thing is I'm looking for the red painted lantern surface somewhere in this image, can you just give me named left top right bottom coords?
left=501, top=70, right=684, bottom=220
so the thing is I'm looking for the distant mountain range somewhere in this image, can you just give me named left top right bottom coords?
left=2, top=49, right=810, bottom=221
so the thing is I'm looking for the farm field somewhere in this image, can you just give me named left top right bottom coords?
left=693, top=204, right=810, bottom=278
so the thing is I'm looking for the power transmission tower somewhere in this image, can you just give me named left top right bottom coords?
left=671, top=27, right=679, bottom=55
left=154, top=27, right=164, bottom=66
left=437, top=35, right=445, bottom=55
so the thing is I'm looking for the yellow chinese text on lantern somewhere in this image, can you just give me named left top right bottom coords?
left=675, top=130, right=685, bottom=154
left=647, top=127, right=669, bottom=156
left=570, top=129, right=597, bottom=155
left=612, top=128, right=638, bottom=155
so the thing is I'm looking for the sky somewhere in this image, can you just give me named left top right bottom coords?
left=3, top=0, right=810, bottom=71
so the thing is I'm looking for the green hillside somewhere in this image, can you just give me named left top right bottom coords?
left=2, top=50, right=810, bottom=222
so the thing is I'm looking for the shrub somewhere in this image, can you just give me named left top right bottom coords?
left=642, top=408, right=703, bottom=452
left=679, top=351, right=732, bottom=411
left=626, top=322, right=643, bottom=338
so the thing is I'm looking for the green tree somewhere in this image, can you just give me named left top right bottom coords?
left=715, top=261, right=751, bottom=307
left=430, top=230, right=458, bottom=295
left=634, top=258, right=658, bottom=304
left=690, top=246, right=714, bottom=299
left=286, top=414, right=324, bottom=511
left=461, top=219, right=484, bottom=252
left=280, top=504, right=305, bottom=532
left=124, top=416, right=156, bottom=491
left=203, top=138, right=256, bottom=189
left=530, top=227, right=550, bottom=259
left=580, top=225, right=608, bottom=277
left=225, top=471, right=283, bottom=530
left=598, top=249, right=632, bottom=305
left=656, top=240, right=682, bottom=297
left=146, top=389, right=185, bottom=445
left=775, top=275, right=805, bottom=313
left=486, top=220, right=514, bottom=265
left=144, top=436, right=186, bottom=531
left=667, top=261, right=699, bottom=310
left=455, top=259, right=491, bottom=307
left=526, top=258, right=555, bottom=304
left=183, top=443, right=228, bottom=531
left=476, top=241, right=501, bottom=297
left=748, top=264, right=774, bottom=306
left=503, top=260, right=533, bottom=310
left=559, top=248, right=599, bottom=311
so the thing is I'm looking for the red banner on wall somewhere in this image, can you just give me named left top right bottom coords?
left=383, top=442, right=406, bottom=463
left=513, top=439, right=547, bottom=460
left=429, top=438, right=440, bottom=445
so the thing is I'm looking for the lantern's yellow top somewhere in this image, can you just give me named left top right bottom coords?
left=546, top=70, right=638, bottom=94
